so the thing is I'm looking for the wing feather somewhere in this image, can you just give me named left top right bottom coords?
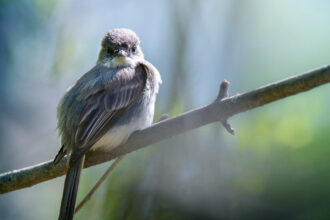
left=70, top=64, right=148, bottom=165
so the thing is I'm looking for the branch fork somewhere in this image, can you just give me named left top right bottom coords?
left=216, top=80, right=235, bottom=135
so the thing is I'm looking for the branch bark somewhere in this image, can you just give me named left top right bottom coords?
left=1, top=65, right=330, bottom=194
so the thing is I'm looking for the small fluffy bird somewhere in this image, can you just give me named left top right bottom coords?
left=53, top=28, right=161, bottom=220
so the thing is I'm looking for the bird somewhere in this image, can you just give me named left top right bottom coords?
left=53, top=28, right=162, bottom=220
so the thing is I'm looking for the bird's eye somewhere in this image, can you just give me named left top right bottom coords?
left=107, top=48, right=114, bottom=55
left=131, top=46, right=136, bottom=53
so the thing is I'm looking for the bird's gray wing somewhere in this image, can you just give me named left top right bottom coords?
left=70, top=64, right=149, bottom=166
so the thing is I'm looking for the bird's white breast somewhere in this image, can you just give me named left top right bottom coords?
left=90, top=60, right=161, bottom=152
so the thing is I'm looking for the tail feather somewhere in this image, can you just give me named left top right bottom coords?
left=58, top=156, right=84, bottom=220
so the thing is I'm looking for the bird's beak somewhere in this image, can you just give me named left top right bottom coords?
left=117, top=50, right=128, bottom=57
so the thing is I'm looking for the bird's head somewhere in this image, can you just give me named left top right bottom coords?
left=97, top=28, right=144, bottom=68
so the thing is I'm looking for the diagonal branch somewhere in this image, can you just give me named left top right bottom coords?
left=1, top=65, right=330, bottom=194
left=74, top=113, right=170, bottom=213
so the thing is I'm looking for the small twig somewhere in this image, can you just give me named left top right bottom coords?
left=221, top=121, right=235, bottom=135
left=216, top=80, right=230, bottom=100
left=74, top=156, right=124, bottom=213
left=217, top=80, right=235, bottom=135
left=74, top=114, right=170, bottom=214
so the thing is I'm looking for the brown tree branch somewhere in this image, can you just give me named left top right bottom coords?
left=1, top=65, right=329, bottom=194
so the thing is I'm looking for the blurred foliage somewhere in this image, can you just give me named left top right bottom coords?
left=1, top=0, right=330, bottom=220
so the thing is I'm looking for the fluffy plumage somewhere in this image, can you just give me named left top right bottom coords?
left=54, top=28, right=161, bottom=220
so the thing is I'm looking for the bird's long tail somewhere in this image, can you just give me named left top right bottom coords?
left=58, top=156, right=84, bottom=220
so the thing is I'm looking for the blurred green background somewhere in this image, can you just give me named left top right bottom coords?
left=0, top=0, right=330, bottom=219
